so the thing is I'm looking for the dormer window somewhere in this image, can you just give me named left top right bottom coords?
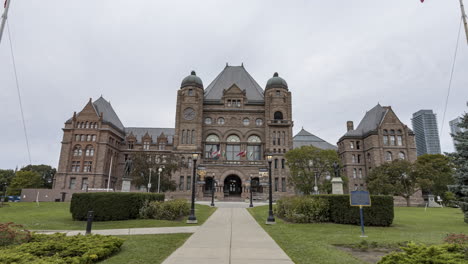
left=128, top=141, right=134, bottom=149
left=143, top=141, right=150, bottom=150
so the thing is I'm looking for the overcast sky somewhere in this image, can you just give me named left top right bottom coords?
left=1, top=0, right=467, bottom=169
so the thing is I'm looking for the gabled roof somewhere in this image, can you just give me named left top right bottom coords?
left=125, top=127, right=175, bottom=144
left=343, top=104, right=388, bottom=138
left=93, top=97, right=125, bottom=131
left=293, top=128, right=337, bottom=150
left=204, top=65, right=264, bottom=102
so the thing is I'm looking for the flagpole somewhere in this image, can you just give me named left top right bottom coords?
left=0, top=0, right=11, bottom=45
left=460, top=0, right=468, bottom=45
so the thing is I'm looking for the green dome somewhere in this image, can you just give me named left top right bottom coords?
left=181, top=71, right=203, bottom=89
left=266, top=72, right=288, bottom=90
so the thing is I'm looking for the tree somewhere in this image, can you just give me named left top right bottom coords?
left=366, top=160, right=420, bottom=207
left=0, top=169, right=15, bottom=187
left=413, top=154, right=454, bottom=199
left=8, top=171, right=43, bottom=195
left=129, top=153, right=178, bottom=192
left=285, top=145, right=340, bottom=195
left=20, top=164, right=56, bottom=189
left=447, top=113, right=468, bottom=222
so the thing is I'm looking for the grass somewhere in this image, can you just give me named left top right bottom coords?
left=249, top=206, right=468, bottom=264
left=100, top=233, right=191, bottom=264
left=0, top=202, right=216, bottom=230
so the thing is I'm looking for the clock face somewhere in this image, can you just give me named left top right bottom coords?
left=183, top=108, right=196, bottom=120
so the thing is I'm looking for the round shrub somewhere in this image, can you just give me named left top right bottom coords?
left=139, top=199, right=190, bottom=220
left=378, top=242, right=468, bottom=264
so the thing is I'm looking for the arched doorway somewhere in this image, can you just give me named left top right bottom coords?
left=224, top=175, right=242, bottom=196
left=251, top=177, right=263, bottom=193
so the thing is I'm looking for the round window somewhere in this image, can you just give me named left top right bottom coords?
left=217, top=118, right=225, bottom=125
left=255, top=119, right=263, bottom=126
left=205, top=117, right=212, bottom=125
left=243, top=118, right=250, bottom=126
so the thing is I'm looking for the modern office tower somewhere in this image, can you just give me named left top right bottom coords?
left=450, top=117, right=466, bottom=149
left=411, top=110, right=441, bottom=156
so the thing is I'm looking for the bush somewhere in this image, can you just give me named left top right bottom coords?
left=0, top=222, right=31, bottom=247
left=445, top=233, right=468, bottom=245
left=378, top=242, right=468, bottom=264
left=139, top=199, right=190, bottom=220
left=70, top=192, right=165, bottom=221
left=0, top=233, right=123, bottom=264
left=276, top=195, right=394, bottom=226
left=276, top=197, right=329, bottom=223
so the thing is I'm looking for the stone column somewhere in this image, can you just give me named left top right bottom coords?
left=121, top=178, right=131, bottom=192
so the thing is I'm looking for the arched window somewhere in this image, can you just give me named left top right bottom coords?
left=92, top=135, right=96, bottom=141
left=205, top=117, right=212, bottom=125
left=243, top=118, right=250, bottom=126
left=205, top=134, right=220, bottom=159
left=353, top=168, right=357, bottom=178
left=256, top=119, right=263, bottom=126
left=390, top=130, right=396, bottom=145
left=358, top=169, right=363, bottom=178
left=85, top=146, right=94, bottom=157
left=247, top=135, right=261, bottom=161
left=181, top=157, right=186, bottom=166
left=226, top=135, right=241, bottom=160
left=75, top=134, right=80, bottom=141
left=352, top=154, right=356, bottom=163
left=385, top=152, right=393, bottom=161
left=367, top=153, right=371, bottom=162
left=186, top=130, right=191, bottom=145
left=85, top=122, right=89, bottom=129
left=397, top=130, right=403, bottom=146
left=217, top=117, right=225, bottom=125
left=80, top=135, right=85, bottom=141
left=274, top=111, right=283, bottom=120
left=87, top=135, right=91, bottom=141
left=191, top=130, right=195, bottom=144
left=73, top=146, right=82, bottom=156
left=399, top=152, right=406, bottom=160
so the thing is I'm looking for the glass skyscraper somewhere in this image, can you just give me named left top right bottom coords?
left=411, top=110, right=441, bottom=156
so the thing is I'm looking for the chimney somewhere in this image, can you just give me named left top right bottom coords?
left=347, top=121, right=354, bottom=131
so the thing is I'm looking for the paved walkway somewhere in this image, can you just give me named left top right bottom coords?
left=162, top=207, right=294, bottom=264
left=35, top=226, right=198, bottom=236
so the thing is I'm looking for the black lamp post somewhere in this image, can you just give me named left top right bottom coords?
left=210, top=174, right=216, bottom=207
left=187, top=153, right=198, bottom=224
left=266, top=155, right=275, bottom=224
left=249, top=175, right=254, bottom=208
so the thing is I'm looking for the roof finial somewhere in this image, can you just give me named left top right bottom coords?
left=191, top=70, right=196, bottom=76
left=226, top=62, right=229, bottom=67
left=241, top=62, right=244, bottom=67
left=273, top=72, right=279, bottom=77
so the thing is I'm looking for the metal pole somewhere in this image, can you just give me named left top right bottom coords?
left=249, top=176, right=253, bottom=208
left=266, top=160, right=275, bottom=224
left=460, top=0, right=468, bottom=45
left=86, top=211, right=94, bottom=235
left=157, top=170, right=161, bottom=193
left=187, top=157, right=198, bottom=223
left=106, top=154, right=113, bottom=192
left=148, top=168, right=152, bottom=193
left=0, top=0, right=11, bottom=45
left=210, top=177, right=215, bottom=207
left=359, top=206, right=367, bottom=237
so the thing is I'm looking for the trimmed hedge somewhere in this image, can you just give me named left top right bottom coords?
left=70, top=192, right=165, bottom=221
left=139, top=199, right=190, bottom=220
left=378, top=242, right=468, bottom=264
left=276, top=195, right=394, bottom=226
left=0, top=233, right=123, bottom=264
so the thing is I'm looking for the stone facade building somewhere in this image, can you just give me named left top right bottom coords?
left=54, top=65, right=296, bottom=201
left=337, top=104, right=417, bottom=192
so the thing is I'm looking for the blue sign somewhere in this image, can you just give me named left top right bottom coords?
left=350, top=191, right=371, bottom=207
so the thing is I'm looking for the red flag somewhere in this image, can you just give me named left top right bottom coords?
left=4, top=0, right=7, bottom=8
left=420, top=0, right=424, bottom=2
left=236, top=151, right=246, bottom=157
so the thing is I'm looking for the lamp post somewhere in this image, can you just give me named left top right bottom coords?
left=187, top=153, right=198, bottom=224
left=266, top=155, right=275, bottom=224
left=157, top=167, right=163, bottom=193
left=210, top=174, right=216, bottom=207
left=147, top=168, right=152, bottom=193
left=249, top=175, right=254, bottom=208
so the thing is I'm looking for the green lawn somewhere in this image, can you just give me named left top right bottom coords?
left=0, top=202, right=216, bottom=230
left=100, top=234, right=191, bottom=264
left=249, top=206, right=468, bottom=264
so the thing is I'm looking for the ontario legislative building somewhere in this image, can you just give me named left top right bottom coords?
left=53, top=65, right=318, bottom=201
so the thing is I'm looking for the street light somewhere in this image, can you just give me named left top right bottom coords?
left=249, top=175, right=254, bottom=208
left=187, top=153, right=198, bottom=224
left=210, top=174, right=216, bottom=207
left=309, top=160, right=318, bottom=195
left=266, top=155, right=275, bottom=224
left=157, top=167, right=163, bottom=193
left=148, top=168, right=152, bottom=193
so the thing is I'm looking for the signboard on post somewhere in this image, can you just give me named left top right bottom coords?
left=350, top=190, right=371, bottom=238
left=259, top=168, right=268, bottom=178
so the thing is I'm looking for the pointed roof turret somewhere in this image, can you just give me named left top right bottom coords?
left=93, top=97, right=125, bottom=131
left=293, top=128, right=337, bottom=150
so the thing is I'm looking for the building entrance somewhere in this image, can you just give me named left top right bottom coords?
left=224, top=175, right=242, bottom=196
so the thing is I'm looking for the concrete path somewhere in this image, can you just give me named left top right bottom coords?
left=162, top=207, right=294, bottom=264
left=35, top=226, right=198, bottom=236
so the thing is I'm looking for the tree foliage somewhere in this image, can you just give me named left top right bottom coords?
left=0, top=169, right=15, bottom=189
left=447, top=113, right=468, bottom=221
left=414, top=154, right=454, bottom=198
left=8, top=171, right=43, bottom=195
left=366, top=159, right=420, bottom=206
left=129, top=153, right=178, bottom=192
left=20, top=165, right=56, bottom=189
left=285, top=146, right=340, bottom=195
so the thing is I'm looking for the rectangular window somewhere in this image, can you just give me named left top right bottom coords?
left=75, top=135, right=80, bottom=141
left=81, top=178, right=88, bottom=190
left=191, top=130, right=195, bottom=144
left=181, top=130, right=186, bottom=144
left=281, top=178, right=286, bottom=192
left=274, top=177, right=278, bottom=192
left=187, top=176, right=191, bottom=191
left=247, top=145, right=261, bottom=161
left=226, top=145, right=241, bottom=161
left=272, top=132, right=276, bottom=145
left=390, top=136, right=396, bottom=146
left=352, top=155, right=356, bottom=163
left=236, top=100, right=241, bottom=107
left=69, top=178, right=76, bottom=189
left=357, top=155, right=361, bottom=163
left=92, top=135, right=96, bottom=141
left=71, top=161, right=80, bottom=172
left=205, top=144, right=220, bottom=159
left=397, top=136, right=403, bottom=146
left=159, top=143, right=165, bottom=150
left=350, top=141, right=354, bottom=149
left=179, top=176, right=184, bottom=191
left=83, top=161, right=92, bottom=172
left=356, top=141, right=360, bottom=149
left=227, top=100, right=232, bottom=107
left=274, top=159, right=278, bottom=169
left=143, top=141, right=150, bottom=150
left=87, top=135, right=91, bottom=141
left=383, top=136, right=388, bottom=145
left=281, top=159, right=285, bottom=169
left=188, top=89, right=193, bottom=96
